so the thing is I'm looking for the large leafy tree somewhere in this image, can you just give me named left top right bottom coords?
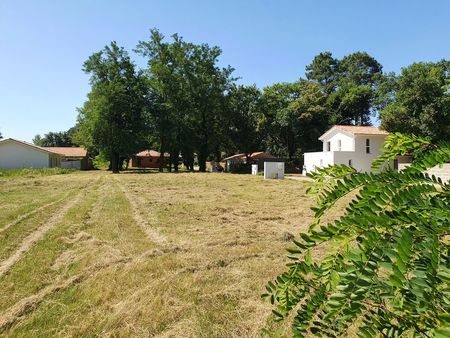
left=75, top=42, right=148, bottom=173
left=264, top=133, right=450, bottom=337
left=136, top=30, right=190, bottom=172
left=183, top=42, right=234, bottom=171
left=306, top=51, right=384, bottom=126
left=305, top=52, right=338, bottom=93
left=137, top=29, right=234, bottom=172
left=227, top=85, right=262, bottom=159
left=259, top=81, right=328, bottom=159
left=381, top=60, right=450, bottom=142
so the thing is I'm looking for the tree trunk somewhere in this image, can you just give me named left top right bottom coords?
left=198, top=113, right=208, bottom=172
left=111, top=152, right=120, bottom=174
left=159, top=140, right=165, bottom=172
left=198, top=141, right=208, bottom=172
left=172, top=150, right=180, bottom=172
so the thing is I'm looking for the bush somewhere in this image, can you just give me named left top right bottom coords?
left=263, top=133, right=450, bottom=337
left=93, top=153, right=110, bottom=169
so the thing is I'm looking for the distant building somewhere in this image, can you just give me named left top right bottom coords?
left=222, top=152, right=280, bottom=172
left=303, top=125, right=390, bottom=173
left=0, top=138, right=62, bottom=169
left=44, top=147, right=92, bottom=170
left=131, top=150, right=169, bottom=168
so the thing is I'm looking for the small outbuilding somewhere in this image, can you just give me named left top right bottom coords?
left=44, top=147, right=92, bottom=170
left=131, top=150, right=170, bottom=168
left=222, top=152, right=280, bottom=172
left=0, top=138, right=62, bottom=169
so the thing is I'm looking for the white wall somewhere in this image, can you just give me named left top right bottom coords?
left=0, top=141, right=51, bottom=169
left=304, top=151, right=334, bottom=173
left=264, top=162, right=284, bottom=179
left=305, top=134, right=390, bottom=173
left=351, top=135, right=387, bottom=172
left=322, top=130, right=354, bottom=152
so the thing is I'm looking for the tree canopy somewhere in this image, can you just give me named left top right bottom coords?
left=381, top=61, right=450, bottom=142
left=135, top=29, right=234, bottom=172
left=75, top=41, right=148, bottom=173
left=33, top=128, right=76, bottom=147
left=63, top=28, right=449, bottom=172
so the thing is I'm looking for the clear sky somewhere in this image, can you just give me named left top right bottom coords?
left=1, top=0, right=449, bottom=142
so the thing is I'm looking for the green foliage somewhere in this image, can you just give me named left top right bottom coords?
left=0, top=167, right=75, bottom=178
left=380, top=60, right=450, bottom=142
left=307, top=51, right=385, bottom=126
left=75, top=41, right=148, bottom=173
left=264, top=133, right=450, bottom=337
left=136, top=29, right=235, bottom=172
left=33, top=127, right=77, bottom=147
left=92, top=152, right=110, bottom=169
left=227, top=85, right=262, bottom=157
left=258, top=80, right=328, bottom=159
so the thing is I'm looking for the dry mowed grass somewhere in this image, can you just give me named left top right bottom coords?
left=0, top=170, right=316, bottom=337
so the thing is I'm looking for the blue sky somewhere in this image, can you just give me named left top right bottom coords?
left=1, top=0, right=449, bottom=141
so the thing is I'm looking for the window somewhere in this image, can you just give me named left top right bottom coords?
left=366, top=139, right=371, bottom=154
left=338, top=139, right=342, bottom=151
left=326, top=141, right=331, bottom=152
left=348, top=159, right=353, bottom=167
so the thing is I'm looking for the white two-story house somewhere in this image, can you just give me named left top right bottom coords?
left=303, top=125, right=390, bottom=173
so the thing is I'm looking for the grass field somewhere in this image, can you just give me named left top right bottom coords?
left=0, top=170, right=316, bottom=337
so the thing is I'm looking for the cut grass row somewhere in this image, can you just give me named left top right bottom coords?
left=0, top=171, right=317, bottom=337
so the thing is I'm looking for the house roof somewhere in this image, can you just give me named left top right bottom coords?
left=319, top=125, right=389, bottom=140
left=135, top=149, right=170, bottom=157
left=0, top=138, right=62, bottom=155
left=222, top=152, right=276, bottom=161
left=43, top=147, right=87, bottom=158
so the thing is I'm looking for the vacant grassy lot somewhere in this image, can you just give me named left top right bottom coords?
left=0, top=170, right=315, bottom=337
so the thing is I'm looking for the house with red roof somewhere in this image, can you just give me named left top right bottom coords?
left=131, top=149, right=170, bottom=168
left=0, top=138, right=90, bottom=170
left=0, top=138, right=62, bottom=169
left=44, top=147, right=92, bottom=170
left=303, top=125, right=390, bottom=173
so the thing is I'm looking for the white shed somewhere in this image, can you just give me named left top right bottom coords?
left=0, top=138, right=62, bottom=169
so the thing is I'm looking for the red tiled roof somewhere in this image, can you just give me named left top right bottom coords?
left=44, top=147, right=87, bottom=157
left=334, top=125, right=389, bottom=135
left=223, top=152, right=276, bottom=161
left=250, top=151, right=276, bottom=159
left=319, top=125, right=389, bottom=140
left=135, top=149, right=170, bottom=157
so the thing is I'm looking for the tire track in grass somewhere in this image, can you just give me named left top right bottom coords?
left=0, top=190, right=75, bottom=235
left=0, top=178, right=99, bottom=279
left=112, top=175, right=168, bottom=246
left=0, top=256, right=131, bottom=333
left=0, top=247, right=177, bottom=333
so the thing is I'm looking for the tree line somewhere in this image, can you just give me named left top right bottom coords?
left=33, top=29, right=450, bottom=173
